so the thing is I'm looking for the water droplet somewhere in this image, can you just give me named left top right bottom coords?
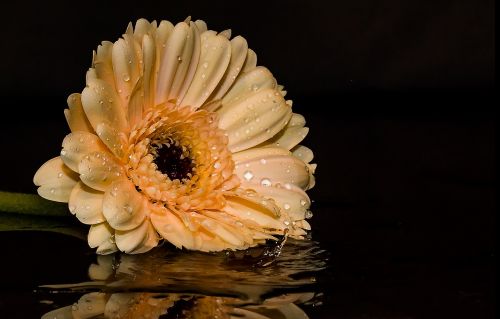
left=300, top=199, right=307, bottom=206
left=99, top=100, right=104, bottom=105
left=202, top=62, right=209, bottom=68
left=260, top=178, right=272, bottom=187
left=283, top=203, right=291, bottom=210
left=57, top=172, right=63, bottom=178
left=49, top=188, right=55, bottom=194
left=284, top=220, right=290, bottom=226
left=213, top=162, right=221, bottom=169
left=123, top=74, right=130, bottom=82
left=71, top=303, right=79, bottom=311
left=177, top=56, right=182, bottom=62
left=201, top=73, right=206, bottom=79
left=243, top=170, right=254, bottom=181
left=60, top=150, right=67, bottom=156
left=305, top=210, right=313, bottom=219
left=260, top=159, right=267, bottom=165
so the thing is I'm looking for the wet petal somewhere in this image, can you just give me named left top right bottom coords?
left=150, top=208, right=195, bottom=249
left=64, top=93, right=94, bottom=133
left=60, top=131, right=108, bottom=172
left=69, top=181, right=105, bottom=225
left=88, top=222, right=118, bottom=255
left=181, top=34, right=231, bottom=109
left=115, top=220, right=158, bottom=253
left=33, top=157, right=79, bottom=203
left=220, top=66, right=275, bottom=105
left=78, top=151, right=125, bottom=191
left=292, top=145, right=314, bottom=163
left=234, top=155, right=310, bottom=190
left=102, top=179, right=146, bottom=230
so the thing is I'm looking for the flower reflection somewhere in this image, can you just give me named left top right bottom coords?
left=41, top=239, right=326, bottom=318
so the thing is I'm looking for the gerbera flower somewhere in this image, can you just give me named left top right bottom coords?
left=33, top=18, right=316, bottom=254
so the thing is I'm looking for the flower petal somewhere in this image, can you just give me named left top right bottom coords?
left=111, top=37, right=139, bottom=107
left=150, top=208, right=195, bottom=249
left=69, top=181, right=105, bottom=225
left=241, top=48, right=257, bottom=72
left=168, top=22, right=201, bottom=103
left=210, top=36, right=248, bottom=100
left=220, top=66, right=275, bottom=105
left=232, top=146, right=291, bottom=164
left=142, top=34, right=156, bottom=111
left=218, top=89, right=292, bottom=152
left=102, top=179, right=147, bottom=231
left=292, top=145, right=314, bottom=163
left=93, top=41, right=116, bottom=92
left=155, top=21, right=191, bottom=105
left=240, top=183, right=311, bottom=221
left=78, top=151, right=125, bottom=192
left=260, top=126, right=309, bottom=150
left=33, top=157, right=79, bottom=203
left=64, top=93, right=94, bottom=133
left=60, top=131, right=108, bottom=172
left=81, top=76, right=129, bottom=133
left=234, top=154, right=311, bottom=190
left=88, top=222, right=118, bottom=255
left=223, top=195, right=285, bottom=230
left=95, top=122, right=128, bottom=160
left=180, top=33, right=231, bottom=109
left=114, top=218, right=159, bottom=254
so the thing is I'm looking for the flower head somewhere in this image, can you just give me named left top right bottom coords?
left=34, top=18, right=316, bottom=254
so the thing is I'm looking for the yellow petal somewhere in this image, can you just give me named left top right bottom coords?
left=69, top=181, right=105, bottom=225
left=220, top=66, right=275, bottom=105
left=102, top=179, right=147, bottom=231
left=180, top=34, right=231, bottom=109
left=150, top=208, right=195, bottom=249
left=291, top=145, right=314, bottom=163
left=78, top=151, right=125, bottom=192
left=60, top=131, right=108, bottom=172
left=33, top=157, right=79, bottom=203
left=64, top=93, right=94, bottom=133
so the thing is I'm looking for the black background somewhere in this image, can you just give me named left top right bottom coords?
left=0, top=0, right=495, bottom=318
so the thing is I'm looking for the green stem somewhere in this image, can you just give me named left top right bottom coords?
left=0, top=191, right=86, bottom=240
left=0, top=191, right=69, bottom=216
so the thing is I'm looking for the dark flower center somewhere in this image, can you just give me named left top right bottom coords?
left=152, top=143, right=194, bottom=181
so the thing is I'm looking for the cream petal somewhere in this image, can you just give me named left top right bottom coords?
left=275, top=303, right=310, bottom=319
left=211, top=36, right=248, bottom=100
left=194, top=19, right=207, bottom=33
left=218, top=29, right=232, bottom=39
left=34, top=157, right=79, bottom=203
left=95, top=122, right=128, bottom=160
left=93, top=41, right=116, bottom=92
left=102, top=179, right=146, bottom=231
left=69, top=181, right=105, bottom=225
left=64, top=93, right=94, bottom=133
left=219, top=89, right=292, bottom=152
left=232, top=146, right=291, bottom=164
left=234, top=154, right=310, bottom=190
left=168, top=22, right=201, bottom=103
left=60, top=131, right=108, bottom=172
left=260, top=126, right=309, bottom=150
left=111, top=37, right=138, bottom=106
left=150, top=208, right=195, bottom=249
left=128, top=222, right=159, bottom=254
left=78, top=151, right=125, bottom=191
left=155, top=20, right=174, bottom=68
left=241, top=48, right=257, bottom=72
left=231, top=308, right=271, bottom=319
left=72, top=293, right=108, bottom=319
left=199, top=218, right=245, bottom=247
left=81, top=77, right=129, bottom=133
left=88, top=222, right=117, bottom=253
left=142, top=34, right=156, bottom=111
left=240, top=183, right=310, bottom=221
left=180, top=34, right=231, bottom=109
left=223, top=196, right=285, bottom=230
left=288, top=113, right=306, bottom=127
left=133, top=18, right=153, bottom=41
left=292, top=145, right=314, bottom=163
left=220, top=66, right=275, bottom=105
left=115, top=220, right=151, bottom=253
left=155, top=21, right=191, bottom=104
left=126, top=77, right=144, bottom=129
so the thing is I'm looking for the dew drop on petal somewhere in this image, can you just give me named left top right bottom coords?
left=260, top=178, right=272, bottom=187
left=57, top=172, right=63, bottom=178
left=260, top=159, right=267, bottom=165
left=300, top=199, right=307, bottom=206
left=243, top=170, right=253, bottom=181
left=283, top=203, right=291, bottom=210
left=305, top=210, right=313, bottom=219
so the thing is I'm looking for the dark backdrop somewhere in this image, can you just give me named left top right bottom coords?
left=0, top=0, right=495, bottom=318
